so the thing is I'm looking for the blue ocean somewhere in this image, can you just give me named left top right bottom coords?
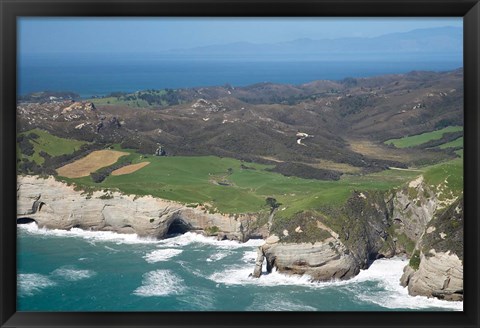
left=18, top=57, right=462, bottom=97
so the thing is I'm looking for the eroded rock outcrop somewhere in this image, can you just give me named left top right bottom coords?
left=389, top=176, right=438, bottom=242
left=400, top=197, right=463, bottom=301
left=264, top=192, right=394, bottom=280
left=62, top=101, right=96, bottom=114
left=253, top=234, right=358, bottom=281
left=252, top=176, right=464, bottom=301
left=400, top=250, right=463, bottom=301
left=17, top=175, right=263, bottom=240
left=252, top=191, right=391, bottom=281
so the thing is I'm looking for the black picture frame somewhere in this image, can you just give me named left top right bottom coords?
left=1, top=0, right=479, bottom=327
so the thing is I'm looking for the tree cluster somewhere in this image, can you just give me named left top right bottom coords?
left=90, top=159, right=132, bottom=183
left=268, top=162, right=342, bottom=181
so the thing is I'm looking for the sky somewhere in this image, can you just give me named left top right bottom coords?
left=18, top=17, right=462, bottom=55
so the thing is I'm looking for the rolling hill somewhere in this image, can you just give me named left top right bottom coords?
left=17, top=69, right=462, bottom=180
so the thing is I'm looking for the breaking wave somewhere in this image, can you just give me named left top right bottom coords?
left=345, top=257, right=463, bottom=311
left=206, top=250, right=232, bottom=262
left=17, top=273, right=56, bottom=296
left=143, top=249, right=183, bottom=263
left=18, top=222, right=160, bottom=245
left=133, top=270, right=186, bottom=297
left=157, top=232, right=265, bottom=249
left=51, top=267, right=96, bottom=281
left=210, top=256, right=463, bottom=311
left=241, top=250, right=258, bottom=264
left=209, top=265, right=317, bottom=287
left=18, top=223, right=264, bottom=248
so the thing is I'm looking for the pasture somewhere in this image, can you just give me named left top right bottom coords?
left=384, top=126, right=463, bottom=148
left=62, top=152, right=454, bottom=216
left=438, top=137, right=463, bottom=149
left=21, top=129, right=463, bottom=217
left=18, top=128, right=88, bottom=164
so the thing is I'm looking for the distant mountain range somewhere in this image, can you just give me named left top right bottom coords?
left=164, top=27, right=462, bottom=59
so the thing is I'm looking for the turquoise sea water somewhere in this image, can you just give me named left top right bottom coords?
left=17, top=223, right=463, bottom=312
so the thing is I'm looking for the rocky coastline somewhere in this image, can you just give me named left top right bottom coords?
left=17, top=175, right=265, bottom=241
left=400, top=197, right=464, bottom=301
left=251, top=176, right=463, bottom=302
left=17, top=174, right=463, bottom=302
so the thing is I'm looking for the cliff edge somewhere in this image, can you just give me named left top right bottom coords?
left=17, top=175, right=265, bottom=241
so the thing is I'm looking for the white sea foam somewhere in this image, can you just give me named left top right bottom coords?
left=51, top=267, right=96, bottom=281
left=157, top=232, right=265, bottom=249
left=210, top=257, right=463, bottom=311
left=18, top=223, right=265, bottom=248
left=345, top=257, right=463, bottom=311
left=143, top=249, right=183, bottom=263
left=133, top=270, right=185, bottom=297
left=17, top=273, right=56, bottom=296
left=18, top=222, right=160, bottom=244
left=241, top=250, right=258, bottom=264
left=209, top=265, right=318, bottom=287
left=206, top=250, right=232, bottom=262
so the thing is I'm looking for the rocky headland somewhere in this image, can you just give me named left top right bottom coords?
left=17, top=174, right=463, bottom=302
left=400, top=197, right=464, bottom=301
left=17, top=175, right=265, bottom=241
left=251, top=176, right=463, bottom=302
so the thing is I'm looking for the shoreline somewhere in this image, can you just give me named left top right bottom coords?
left=17, top=174, right=464, bottom=302
left=17, top=223, right=463, bottom=311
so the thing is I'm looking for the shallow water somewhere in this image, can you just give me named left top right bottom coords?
left=17, top=223, right=463, bottom=311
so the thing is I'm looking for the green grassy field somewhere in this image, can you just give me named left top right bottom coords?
left=384, top=126, right=463, bottom=148
left=438, top=137, right=463, bottom=149
left=423, top=157, right=463, bottom=196
left=86, top=90, right=172, bottom=108
left=18, top=128, right=89, bottom=164
left=60, top=151, right=455, bottom=217
left=22, top=130, right=462, bottom=217
left=86, top=96, right=151, bottom=108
